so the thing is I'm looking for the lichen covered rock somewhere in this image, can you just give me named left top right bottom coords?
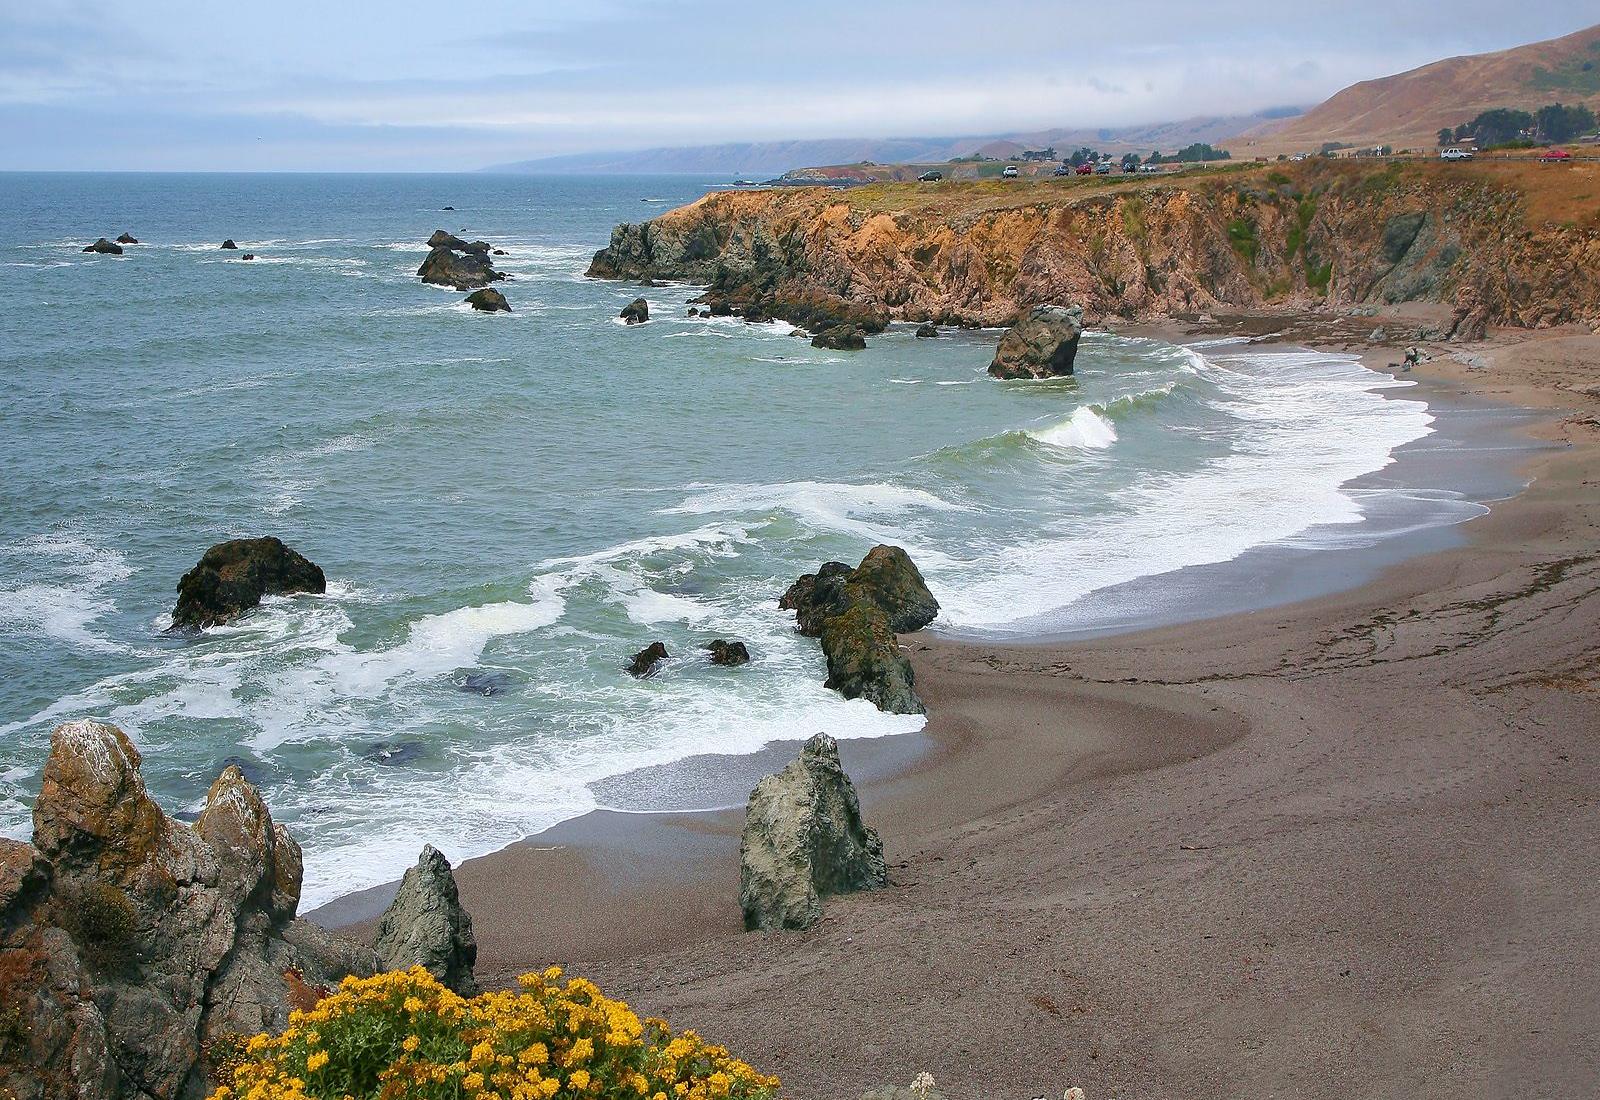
left=373, top=845, right=479, bottom=996
left=172, top=536, right=326, bottom=631
left=740, top=733, right=886, bottom=931
left=781, top=545, right=939, bottom=637
left=704, top=639, right=751, bottom=666
left=818, top=599, right=924, bottom=715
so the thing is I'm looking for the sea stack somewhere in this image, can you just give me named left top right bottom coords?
left=988, top=304, right=1085, bottom=379
left=417, top=229, right=505, bottom=290
left=81, top=238, right=122, bottom=255
left=619, top=297, right=649, bottom=324
left=171, top=537, right=326, bottom=631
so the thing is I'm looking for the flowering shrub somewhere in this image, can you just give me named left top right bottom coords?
left=211, top=966, right=779, bottom=1100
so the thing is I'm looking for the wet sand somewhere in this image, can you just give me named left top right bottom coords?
left=332, top=323, right=1600, bottom=1099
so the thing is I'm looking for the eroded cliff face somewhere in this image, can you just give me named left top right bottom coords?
left=588, top=163, right=1600, bottom=334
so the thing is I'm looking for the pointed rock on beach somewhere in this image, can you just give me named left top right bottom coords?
left=374, top=844, right=479, bottom=996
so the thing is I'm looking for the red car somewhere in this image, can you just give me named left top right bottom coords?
left=1075, top=162, right=1094, bottom=175
left=1539, top=148, right=1573, bottom=163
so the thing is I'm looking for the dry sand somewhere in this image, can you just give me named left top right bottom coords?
left=371, top=324, right=1600, bottom=1100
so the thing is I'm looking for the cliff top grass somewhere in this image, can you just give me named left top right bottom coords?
left=803, top=158, right=1600, bottom=229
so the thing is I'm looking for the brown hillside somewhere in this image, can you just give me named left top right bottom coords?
left=1234, top=23, right=1600, bottom=155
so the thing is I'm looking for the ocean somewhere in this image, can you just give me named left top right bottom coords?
left=0, top=172, right=1489, bottom=905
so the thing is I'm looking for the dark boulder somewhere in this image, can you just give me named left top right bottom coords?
left=705, top=639, right=751, bottom=667
left=819, top=599, right=924, bottom=715
left=443, top=206, right=455, bottom=211
left=465, top=288, right=511, bottom=312
left=171, top=537, right=326, bottom=631
left=915, top=323, right=939, bottom=338
left=620, top=297, right=650, bottom=324
left=426, top=230, right=490, bottom=255
left=687, top=307, right=701, bottom=317
left=374, top=845, right=478, bottom=996
left=739, top=733, right=887, bottom=931
left=492, top=248, right=507, bottom=256
left=811, top=324, right=866, bottom=350
left=115, top=233, right=139, bottom=245
left=458, top=671, right=512, bottom=696
left=627, top=641, right=669, bottom=678
left=81, top=238, right=122, bottom=255
left=989, top=304, right=1086, bottom=379
left=241, top=253, right=256, bottom=261
left=417, top=245, right=503, bottom=290
left=220, top=239, right=238, bottom=249
left=781, top=546, right=938, bottom=637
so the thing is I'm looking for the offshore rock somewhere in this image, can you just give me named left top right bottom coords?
left=811, top=324, right=866, bottom=350
left=82, top=238, right=122, bottom=255
left=705, top=639, right=751, bottom=667
left=426, top=230, right=490, bottom=254
left=172, top=536, right=326, bottom=631
left=220, top=239, right=237, bottom=249
left=627, top=641, right=670, bottom=678
left=1, top=719, right=381, bottom=1100
left=915, top=323, right=939, bottom=338
left=465, top=288, right=511, bottom=313
left=739, top=733, right=887, bottom=931
left=619, top=296, right=650, bottom=324
left=781, top=546, right=939, bottom=637
left=819, top=599, right=924, bottom=715
left=988, top=304, right=1085, bottom=379
left=115, top=233, right=139, bottom=245
left=417, top=245, right=504, bottom=291
left=373, top=845, right=479, bottom=996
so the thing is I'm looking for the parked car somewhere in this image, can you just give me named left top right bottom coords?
left=1289, top=153, right=1309, bottom=162
left=1539, top=148, right=1573, bottom=163
left=1073, top=162, right=1093, bottom=175
left=1138, top=163, right=1164, bottom=174
left=1094, top=162, right=1113, bottom=174
left=1053, top=165, right=1072, bottom=176
left=917, top=170, right=943, bottom=182
left=1440, top=147, right=1474, bottom=161
left=1001, top=165, right=1020, bottom=178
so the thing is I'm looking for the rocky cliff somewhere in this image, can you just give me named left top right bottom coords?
left=587, top=161, right=1600, bottom=335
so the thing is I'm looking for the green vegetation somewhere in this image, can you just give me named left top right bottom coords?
left=1226, top=217, right=1259, bottom=263
left=1285, top=195, right=1317, bottom=258
left=1119, top=195, right=1148, bottom=243
left=60, top=883, right=140, bottom=973
left=1447, top=103, right=1596, bottom=146
left=1306, top=257, right=1333, bottom=292
left=1148, top=143, right=1231, bottom=165
left=1529, top=39, right=1600, bottom=96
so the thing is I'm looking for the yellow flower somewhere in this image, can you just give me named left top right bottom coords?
left=569, top=1069, right=591, bottom=1090
left=305, top=1051, right=329, bottom=1072
left=401, top=1035, right=420, bottom=1053
left=464, top=1072, right=485, bottom=1090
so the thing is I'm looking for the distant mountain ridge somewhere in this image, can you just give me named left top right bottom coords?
left=484, top=110, right=1301, bottom=177
left=1232, top=22, right=1600, bottom=154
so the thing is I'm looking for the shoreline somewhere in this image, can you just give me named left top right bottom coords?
left=320, top=319, right=1600, bottom=1098
left=311, top=318, right=1553, bottom=929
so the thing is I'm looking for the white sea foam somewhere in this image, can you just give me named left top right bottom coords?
left=1029, top=405, right=1118, bottom=450
left=664, top=480, right=968, bottom=555
left=0, top=534, right=132, bottom=653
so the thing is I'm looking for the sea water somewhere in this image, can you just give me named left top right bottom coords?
left=0, top=173, right=1475, bottom=904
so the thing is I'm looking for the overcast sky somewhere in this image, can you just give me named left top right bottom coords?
left=2, top=1, right=1594, bottom=171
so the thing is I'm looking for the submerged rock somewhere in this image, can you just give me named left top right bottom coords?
left=241, top=253, right=256, bottom=261
left=5, top=719, right=381, bottom=1100
left=465, top=287, right=511, bottom=312
left=915, top=322, right=939, bottom=338
left=459, top=670, right=513, bottom=696
left=620, top=297, right=650, bottom=324
left=115, top=233, right=139, bottom=245
left=81, top=238, right=122, bottom=255
left=171, top=536, right=326, bottom=631
left=811, top=324, right=866, bottom=350
left=819, top=599, right=924, bottom=715
left=627, top=641, right=670, bottom=678
left=988, top=303, right=1085, bottom=379
left=739, top=733, right=887, bottom=931
left=220, top=239, right=238, bottom=249
left=705, top=639, right=751, bottom=667
left=374, top=845, right=479, bottom=996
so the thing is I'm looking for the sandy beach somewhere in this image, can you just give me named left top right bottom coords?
left=331, top=320, right=1600, bottom=1100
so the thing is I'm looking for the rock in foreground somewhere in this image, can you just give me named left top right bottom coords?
left=989, top=303, right=1086, bottom=379
left=465, top=288, right=511, bottom=312
left=0, top=719, right=380, bottom=1100
left=374, top=845, right=479, bottom=996
left=81, top=238, right=122, bottom=255
left=740, top=733, right=886, bottom=930
left=819, top=599, right=924, bottom=715
left=619, top=297, right=650, bottom=324
left=172, top=536, right=326, bottom=631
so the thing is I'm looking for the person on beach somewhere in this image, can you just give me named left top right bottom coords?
left=1403, top=345, right=1420, bottom=371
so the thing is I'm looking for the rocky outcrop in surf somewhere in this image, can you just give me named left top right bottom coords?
left=627, top=641, right=670, bottom=678
left=781, top=545, right=936, bottom=715
left=465, top=288, right=511, bottom=312
left=739, top=733, right=887, bottom=931
left=374, top=845, right=479, bottom=996
left=0, top=719, right=383, bottom=1100
left=989, top=304, right=1085, bottom=379
left=619, top=297, right=649, bottom=324
left=705, top=639, right=751, bottom=667
left=586, top=162, right=1600, bottom=333
left=811, top=324, right=865, bottom=350
left=115, top=233, right=138, bottom=245
left=82, top=238, right=121, bottom=255
left=418, top=229, right=506, bottom=290
left=220, top=240, right=238, bottom=250
left=171, top=537, right=326, bottom=631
